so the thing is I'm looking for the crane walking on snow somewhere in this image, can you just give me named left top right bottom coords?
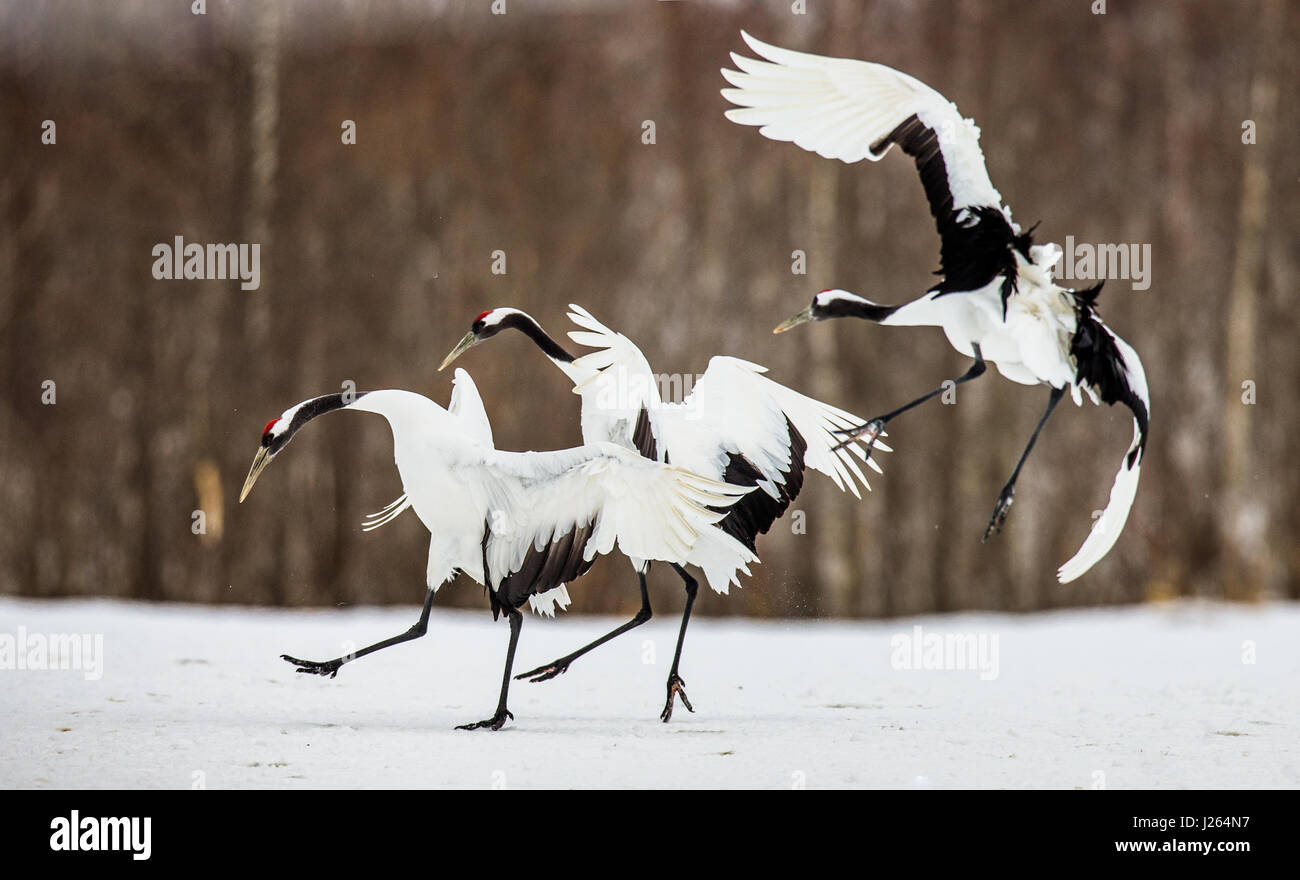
left=239, top=369, right=757, bottom=729
left=440, top=304, right=885, bottom=719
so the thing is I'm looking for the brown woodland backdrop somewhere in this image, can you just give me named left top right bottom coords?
left=1, top=0, right=1296, bottom=619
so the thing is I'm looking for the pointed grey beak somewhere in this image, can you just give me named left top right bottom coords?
left=239, top=446, right=272, bottom=503
left=438, top=331, right=477, bottom=372
left=773, top=306, right=814, bottom=334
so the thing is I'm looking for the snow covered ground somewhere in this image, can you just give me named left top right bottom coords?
left=1, top=596, right=1296, bottom=789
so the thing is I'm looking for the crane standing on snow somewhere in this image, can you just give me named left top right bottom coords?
left=239, top=369, right=757, bottom=729
left=722, top=31, right=1149, bottom=583
left=440, top=304, right=884, bottom=719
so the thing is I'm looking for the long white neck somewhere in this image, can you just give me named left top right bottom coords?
left=349, top=389, right=447, bottom=427
left=348, top=390, right=460, bottom=462
left=876, top=295, right=951, bottom=328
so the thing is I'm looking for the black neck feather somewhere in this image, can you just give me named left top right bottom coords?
left=270, top=392, right=364, bottom=452
left=501, top=313, right=575, bottom=363
left=819, top=298, right=899, bottom=323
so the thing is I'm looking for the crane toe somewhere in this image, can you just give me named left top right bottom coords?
left=982, top=489, right=1016, bottom=542
left=281, top=654, right=343, bottom=679
left=831, top=418, right=885, bottom=454
left=660, top=674, right=694, bottom=723
left=514, top=659, right=571, bottom=683
left=456, top=709, right=514, bottom=732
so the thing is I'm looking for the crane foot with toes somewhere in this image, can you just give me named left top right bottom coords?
left=660, top=674, right=694, bottom=723
left=281, top=654, right=343, bottom=678
left=514, top=659, right=570, bottom=683
left=983, top=488, right=1015, bottom=542
left=831, top=418, right=886, bottom=454
left=456, top=710, right=514, bottom=731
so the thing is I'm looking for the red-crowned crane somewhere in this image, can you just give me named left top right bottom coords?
left=239, top=369, right=757, bottom=729
left=722, top=31, right=1149, bottom=583
left=440, top=304, right=884, bottom=719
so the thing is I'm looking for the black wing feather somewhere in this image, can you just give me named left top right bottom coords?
left=632, top=406, right=660, bottom=462
left=1070, top=284, right=1149, bottom=469
left=873, top=114, right=1033, bottom=316
left=713, top=418, right=808, bottom=552
left=490, top=521, right=598, bottom=617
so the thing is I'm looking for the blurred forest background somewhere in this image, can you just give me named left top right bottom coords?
left=1, top=0, right=1296, bottom=619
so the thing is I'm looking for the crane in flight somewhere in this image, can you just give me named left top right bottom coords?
left=722, top=31, right=1149, bottom=583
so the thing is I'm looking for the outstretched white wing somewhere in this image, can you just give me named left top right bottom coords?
left=721, top=30, right=1006, bottom=219
left=477, top=442, right=758, bottom=600
left=1056, top=434, right=1142, bottom=584
left=448, top=367, right=494, bottom=446
left=1058, top=337, right=1149, bottom=583
left=665, top=356, right=885, bottom=500
left=565, top=305, right=890, bottom=555
left=566, top=303, right=666, bottom=457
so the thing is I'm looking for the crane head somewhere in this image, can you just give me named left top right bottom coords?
left=774, top=289, right=893, bottom=332
left=239, top=417, right=291, bottom=503
left=239, top=393, right=360, bottom=503
left=438, top=308, right=528, bottom=370
left=773, top=290, right=843, bottom=333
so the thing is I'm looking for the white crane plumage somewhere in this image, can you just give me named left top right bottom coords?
left=723, top=31, right=1149, bottom=583
left=440, top=304, right=885, bottom=718
left=238, top=369, right=757, bottom=729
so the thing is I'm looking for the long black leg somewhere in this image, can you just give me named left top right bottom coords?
left=457, top=607, right=523, bottom=731
left=282, top=588, right=436, bottom=678
left=983, top=385, right=1066, bottom=541
left=514, top=568, right=652, bottom=683
left=832, top=344, right=987, bottom=453
left=660, top=564, right=698, bottom=723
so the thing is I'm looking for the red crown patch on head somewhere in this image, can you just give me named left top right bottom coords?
left=475, top=310, right=492, bottom=323
left=263, top=418, right=280, bottom=435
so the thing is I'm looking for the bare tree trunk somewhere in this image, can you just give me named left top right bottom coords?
left=1220, top=0, right=1282, bottom=601
left=796, top=8, right=861, bottom=617
left=246, top=1, right=280, bottom=346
